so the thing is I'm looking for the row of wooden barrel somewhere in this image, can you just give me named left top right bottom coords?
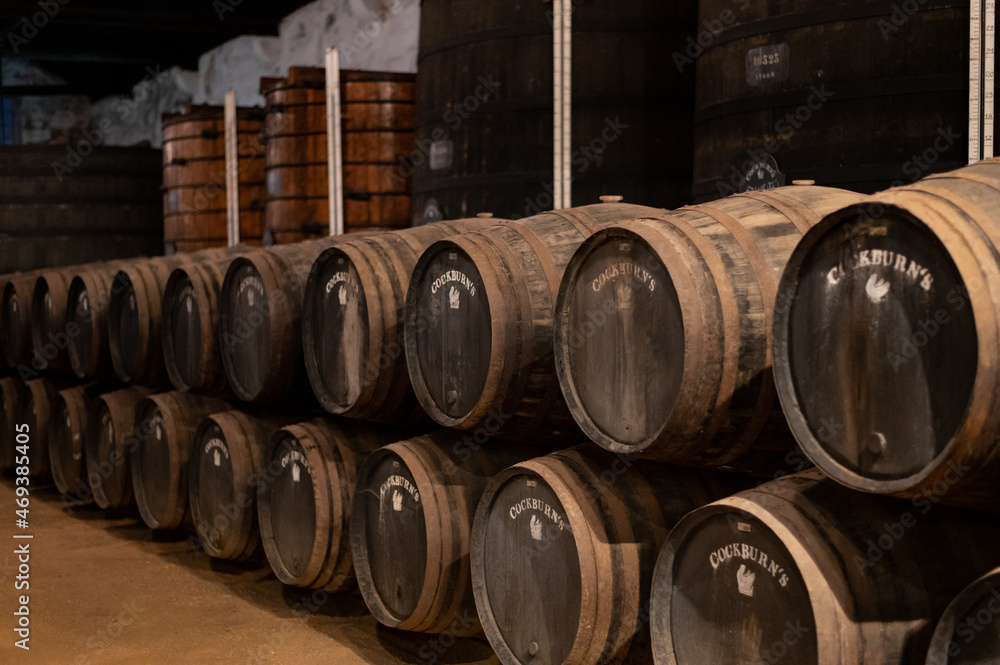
left=2, top=375, right=995, bottom=665
left=162, top=67, right=415, bottom=252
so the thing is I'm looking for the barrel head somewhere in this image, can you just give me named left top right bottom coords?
left=476, top=471, right=581, bottom=665
left=354, top=450, right=427, bottom=622
left=67, top=277, right=95, bottom=379
left=3, top=282, right=25, bottom=367
left=50, top=388, right=89, bottom=497
left=191, top=420, right=237, bottom=556
left=91, top=401, right=127, bottom=510
left=163, top=270, right=204, bottom=391
left=557, top=229, right=685, bottom=449
left=929, top=570, right=1000, bottom=664
left=132, top=400, right=173, bottom=528
left=262, top=432, right=319, bottom=583
left=306, top=247, right=370, bottom=413
left=222, top=261, right=271, bottom=401
left=108, top=271, right=142, bottom=382
left=778, top=208, right=976, bottom=483
left=407, top=241, right=492, bottom=422
left=655, top=509, right=817, bottom=665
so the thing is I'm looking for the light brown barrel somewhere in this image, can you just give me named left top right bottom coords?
left=162, top=104, right=266, bottom=252
left=257, top=418, right=404, bottom=591
left=2, top=270, right=42, bottom=369
left=218, top=238, right=339, bottom=403
left=85, top=385, right=153, bottom=512
left=554, top=185, right=865, bottom=471
left=772, top=159, right=1000, bottom=510
left=351, top=431, right=536, bottom=635
left=188, top=409, right=299, bottom=560
left=302, top=219, right=495, bottom=421
left=130, top=391, right=232, bottom=531
left=49, top=385, right=95, bottom=498
left=472, top=445, right=743, bottom=665
left=404, top=202, right=665, bottom=440
left=649, top=470, right=1000, bottom=665
left=926, top=567, right=1000, bottom=665
left=261, top=67, right=415, bottom=245
left=0, top=376, right=29, bottom=471
left=66, top=261, right=128, bottom=381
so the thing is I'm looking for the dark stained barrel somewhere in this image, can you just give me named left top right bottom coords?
left=351, top=431, right=535, bottom=635
left=19, top=377, right=71, bottom=479
left=772, top=160, right=1000, bottom=510
left=189, top=409, right=300, bottom=560
left=130, top=391, right=231, bottom=531
left=31, top=264, right=94, bottom=375
left=0, top=146, right=163, bottom=273
left=554, top=185, right=864, bottom=471
left=2, top=271, right=42, bottom=369
left=67, top=261, right=128, bottom=381
left=162, top=105, right=266, bottom=252
left=412, top=0, right=695, bottom=224
left=257, top=418, right=404, bottom=591
left=49, top=385, right=95, bottom=497
left=219, top=238, right=339, bottom=403
left=472, top=445, right=743, bottom=665
left=926, top=567, right=1000, bottom=665
left=85, top=386, right=153, bottom=512
left=0, top=377, right=29, bottom=471
left=405, top=203, right=663, bottom=439
left=648, top=470, right=1000, bottom=665
left=0, top=272, right=18, bottom=368
left=693, top=0, right=968, bottom=202
left=303, top=219, right=493, bottom=421
left=261, top=67, right=415, bottom=245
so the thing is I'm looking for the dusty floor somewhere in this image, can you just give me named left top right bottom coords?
left=0, top=475, right=499, bottom=665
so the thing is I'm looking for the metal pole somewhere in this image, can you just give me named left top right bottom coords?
left=224, top=89, right=240, bottom=247
left=553, top=0, right=572, bottom=209
left=326, top=47, right=345, bottom=235
left=986, top=0, right=995, bottom=159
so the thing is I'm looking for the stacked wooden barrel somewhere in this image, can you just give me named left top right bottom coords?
left=260, top=67, right=415, bottom=244
left=162, top=105, right=266, bottom=252
left=927, top=567, right=1000, bottom=664
left=85, top=385, right=153, bottom=512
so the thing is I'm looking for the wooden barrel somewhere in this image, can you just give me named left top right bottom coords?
left=85, top=386, right=153, bottom=512
left=0, top=376, right=29, bottom=471
left=66, top=261, right=128, bottom=381
left=926, top=567, right=1000, bottom=665
left=303, top=219, right=493, bottom=421
left=351, top=431, right=535, bottom=635
left=261, top=67, right=415, bottom=244
left=471, top=445, right=742, bottom=665
left=693, top=0, right=968, bottom=202
left=257, top=417, right=404, bottom=591
left=0, top=146, right=163, bottom=273
left=130, top=391, right=232, bottom=531
left=19, top=377, right=72, bottom=479
left=404, top=202, right=664, bottom=439
left=553, top=185, right=864, bottom=471
left=772, top=160, right=1000, bottom=510
left=162, top=105, right=266, bottom=252
left=412, top=0, right=695, bottom=224
left=49, top=384, right=95, bottom=498
left=218, top=238, right=340, bottom=403
left=30, top=264, right=97, bottom=375
left=0, top=272, right=18, bottom=369
left=648, top=470, right=1000, bottom=665
left=2, top=270, right=42, bottom=369
left=189, top=409, right=301, bottom=560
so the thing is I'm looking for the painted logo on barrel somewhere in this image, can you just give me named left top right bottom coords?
left=325, top=270, right=359, bottom=308
left=592, top=262, right=657, bottom=294
left=239, top=275, right=264, bottom=309
left=709, top=542, right=790, bottom=589
left=430, top=270, right=477, bottom=298
left=204, top=437, right=229, bottom=462
left=508, top=497, right=567, bottom=533
left=380, top=474, right=420, bottom=505
left=280, top=449, right=310, bottom=481
left=826, top=250, right=934, bottom=294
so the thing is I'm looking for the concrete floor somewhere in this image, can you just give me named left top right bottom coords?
left=0, top=476, right=499, bottom=665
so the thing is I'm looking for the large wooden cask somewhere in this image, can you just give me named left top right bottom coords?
left=405, top=203, right=664, bottom=439
left=472, top=445, right=742, bottom=665
left=351, top=431, right=535, bottom=635
left=648, top=470, right=1000, bottom=665
left=0, top=146, right=163, bottom=273
left=49, top=384, right=95, bottom=498
left=19, top=377, right=71, bottom=479
left=2, top=270, right=42, bottom=369
left=130, top=392, right=231, bottom=531
left=413, top=0, right=695, bottom=223
left=693, top=0, right=968, bottom=202
left=85, top=385, right=153, bottom=512
left=772, top=160, right=1000, bottom=510
left=261, top=67, right=415, bottom=244
left=0, top=377, right=29, bottom=471
left=162, top=105, right=266, bottom=252
left=66, top=261, right=129, bottom=381
left=926, top=567, right=1000, bottom=665
left=188, top=409, right=299, bottom=560
left=303, top=219, right=493, bottom=421
left=218, top=238, right=340, bottom=403
left=30, top=264, right=96, bottom=375
left=257, top=418, right=404, bottom=591
left=554, top=185, right=864, bottom=471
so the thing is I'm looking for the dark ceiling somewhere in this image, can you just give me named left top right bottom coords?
left=0, top=0, right=314, bottom=98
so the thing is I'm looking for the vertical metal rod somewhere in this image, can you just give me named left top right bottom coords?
left=561, top=0, right=572, bottom=207
left=553, top=0, right=572, bottom=209
left=553, top=0, right=564, bottom=209
left=326, top=47, right=345, bottom=236
left=224, top=90, right=240, bottom=247
left=986, top=0, right=995, bottom=159
left=971, top=0, right=984, bottom=164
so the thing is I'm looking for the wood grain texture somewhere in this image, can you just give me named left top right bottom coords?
left=66, top=262, right=129, bottom=381
left=49, top=384, right=95, bottom=498
left=85, top=385, right=153, bottom=512
left=649, top=470, right=1000, bottom=665
left=554, top=185, right=864, bottom=471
